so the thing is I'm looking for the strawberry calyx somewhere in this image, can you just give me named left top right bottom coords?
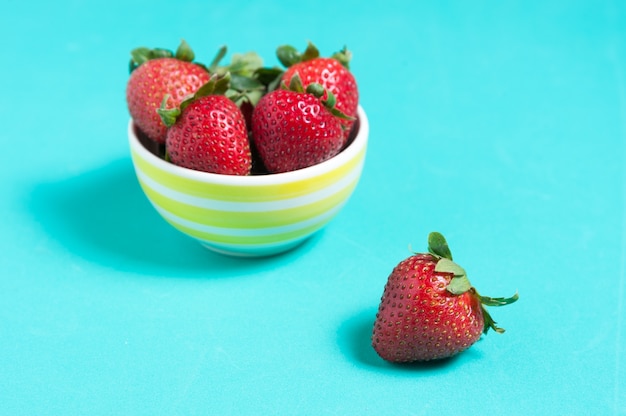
left=129, top=39, right=199, bottom=73
left=281, top=73, right=355, bottom=122
left=277, top=42, right=320, bottom=67
left=254, top=42, right=353, bottom=95
left=276, top=41, right=353, bottom=69
left=207, top=45, right=267, bottom=106
left=330, top=46, right=353, bottom=70
left=426, top=231, right=519, bottom=335
left=157, top=73, right=232, bottom=128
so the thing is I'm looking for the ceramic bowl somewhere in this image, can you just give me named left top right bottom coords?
left=128, top=106, right=368, bottom=257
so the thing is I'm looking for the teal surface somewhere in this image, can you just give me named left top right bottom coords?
left=1, top=1, right=625, bottom=415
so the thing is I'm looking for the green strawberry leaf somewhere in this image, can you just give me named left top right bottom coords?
left=195, top=72, right=231, bottom=98
left=254, top=67, right=284, bottom=86
left=287, top=73, right=306, bottom=93
left=277, top=45, right=301, bottom=67
left=481, top=306, right=505, bottom=334
left=327, top=106, right=355, bottom=121
left=130, top=47, right=152, bottom=67
left=321, top=90, right=355, bottom=121
left=247, top=89, right=264, bottom=105
left=301, top=41, right=320, bottom=62
left=435, top=258, right=466, bottom=277
left=254, top=67, right=284, bottom=92
left=209, top=45, right=228, bottom=72
left=322, top=88, right=337, bottom=108
left=305, top=82, right=325, bottom=98
left=129, top=47, right=174, bottom=72
left=277, top=42, right=320, bottom=67
left=129, top=42, right=195, bottom=73
left=478, top=291, right=519, bottom=307
left=331, top=46, right=352, bottom=69
left=159, top=73, right=232, bottom=126
left=476, top=289, right=519, bottom=334
left=436, top=257, right=472, bottom=295
left=230, top=74, right=264, bottom=92
left=446, top=275, right=472, bottom=295
left=156, top=95, right=181, bottom=128
left=229, top=52, right=264, bottom=76
left=151, top=48, right=174, bottom=59
left=227, top=88, right=264, bottom=107
left=174, top=39, right=195, bottom=62
left=428, top=231, right=453, bottom=260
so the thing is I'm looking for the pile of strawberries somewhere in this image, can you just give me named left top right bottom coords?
left=126, top=40, right=359, bottom=175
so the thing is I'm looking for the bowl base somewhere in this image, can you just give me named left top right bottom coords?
left=199, top=237, right=311, bottom=258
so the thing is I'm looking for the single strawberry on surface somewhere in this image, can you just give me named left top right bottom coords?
left=372, top=232, right=518, bottom=362
left=251, top=74, right=352, bottom=173
left=158, top=73, right=252, bottom=176
left=126, top=40, right=210, bottom=144
left=278, top=42, right=359, bottom=143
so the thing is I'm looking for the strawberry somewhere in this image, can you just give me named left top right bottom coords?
left=250, top=75, right=350, bottom=173
left=277, top=42, right=359, bottom=142
left=158, top=74, right=252, bottom=176
left=372, top=232, right=518, bottom=362
left=126, top=40, right=210, bottom=143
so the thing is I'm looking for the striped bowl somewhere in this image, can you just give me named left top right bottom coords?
left=128, top=106, right=369, bottom=257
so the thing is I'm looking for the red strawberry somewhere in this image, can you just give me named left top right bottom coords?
left=372, top=232, right=518, bottom=362
left=158, top=74, right=252, bottom=176
left=250, top=75, right=350, bottom=173
left=126, top=40, right=210, bottom=143
left=278, top=43, right=359, bottom=142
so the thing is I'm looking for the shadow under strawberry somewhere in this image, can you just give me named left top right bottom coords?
left=337, top=308, right=481, bottom=372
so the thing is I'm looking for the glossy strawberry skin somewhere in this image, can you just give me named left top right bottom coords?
left=165, top=95, right=251, bottom=175
left=251, top=89, right=344, bottom=173
left=282, top=58, right=358, bottom=142
left=372, top=254, right=485, bottom=362
left=126, top=58, right=210, bottom=143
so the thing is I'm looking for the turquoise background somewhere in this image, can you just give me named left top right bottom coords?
left=2, top=1, right=625, bottom=414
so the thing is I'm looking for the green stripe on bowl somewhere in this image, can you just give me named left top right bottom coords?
left=137, top=176, right=360, bottom=229
left=164, top=216, right=332, bottom=246
left=131, top=146, right=366, bottom=202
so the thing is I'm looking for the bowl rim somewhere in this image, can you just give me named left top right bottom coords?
left=128, top=106, right=368, bottom=186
